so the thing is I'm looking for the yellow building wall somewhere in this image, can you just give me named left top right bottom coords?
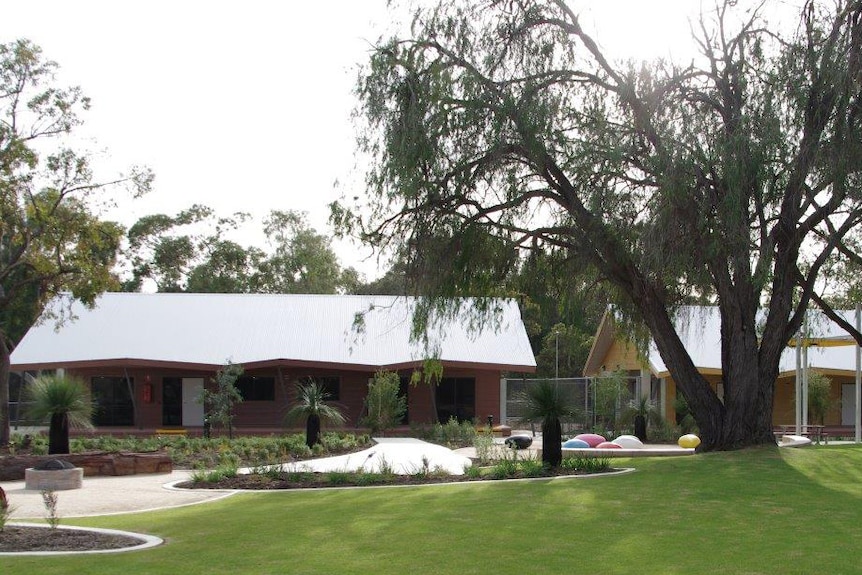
left=774, top=371, right=851, bottom=427
left=598, top=339, right=645, bottom=374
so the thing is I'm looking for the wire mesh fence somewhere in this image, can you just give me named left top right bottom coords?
left=503, top=376, right=641, bottom=435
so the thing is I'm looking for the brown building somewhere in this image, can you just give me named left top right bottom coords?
left=10, top=293, right=536, bottom=434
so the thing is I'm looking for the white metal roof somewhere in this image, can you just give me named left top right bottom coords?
left=647, top=306, right=861, bottom=377
left=10, top=293, right=537, bottom=372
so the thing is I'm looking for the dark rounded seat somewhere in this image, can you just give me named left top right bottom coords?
left=504, top=434, right=533, bottom=449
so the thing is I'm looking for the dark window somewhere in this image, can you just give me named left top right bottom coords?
left=235, top=376, right=276, bottom=401
left=435, top=377, right=475, bottom=423
left=92, top=376, right=134, bottom=426
left=8, top=372, right=40, bottom=425
left=300, top=376, right=340, bottom=401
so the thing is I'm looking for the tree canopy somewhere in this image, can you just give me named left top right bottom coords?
left=122, top=208, right=359, bottom=295
left=0, top=39, right=151, bottom=444
left=336, top=0, right=862, bottom=450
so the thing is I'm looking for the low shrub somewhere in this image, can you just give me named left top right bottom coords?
left=561, top=455, right=611, bottom=473
left=411, top=418, right=476, bottom=447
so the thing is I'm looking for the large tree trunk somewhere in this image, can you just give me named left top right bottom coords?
left=0, top=330, right=10, bottom=448
left=638, top=293, right=777, bottom=451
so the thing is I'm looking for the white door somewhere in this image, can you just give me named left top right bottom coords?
left=842, top=383, right=856, bottom=426
left=182, top=378, right=205, bottom=426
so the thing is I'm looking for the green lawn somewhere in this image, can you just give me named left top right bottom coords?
left=6, top=445, right=862, bottom=574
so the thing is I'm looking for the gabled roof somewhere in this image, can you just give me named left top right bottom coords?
left=10, top=293, right=537, bottom=373
left=585, top=305, right=861, bottom=379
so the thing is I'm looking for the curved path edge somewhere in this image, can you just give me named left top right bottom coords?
left=1, top=522, right=163, bottom=556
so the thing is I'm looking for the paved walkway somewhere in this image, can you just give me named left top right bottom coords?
left=2, top=470, right=234, bottom=520
left=1, top=438, right=470, bottom=520
left=250, top=438, right=471, bottom=476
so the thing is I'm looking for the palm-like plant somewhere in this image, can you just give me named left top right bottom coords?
left=520, top=380, right=576, bottom=468
left=25, top=374, right=94, bottom=454
left=621, top=395, right=664, bottom=442
left=286, top=381, right=346, bottom=448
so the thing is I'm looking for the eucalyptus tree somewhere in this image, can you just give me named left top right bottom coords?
left=334, top=1, right=862, bottom=450
left=0, top=39, right=151, bottom=445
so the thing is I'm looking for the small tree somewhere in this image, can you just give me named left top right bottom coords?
left=361, top=370, right=407, bottom=436
left=592, top=372, right=632, bottom=433
left=807, top=372, right=834, bottom=426
left=199, top=362, right=244, bottom=439
left=25, top=375, right=93, bottom=454
left=286, top=381, right=346, bottom=448
left=520, top=380, right=576, bottom=468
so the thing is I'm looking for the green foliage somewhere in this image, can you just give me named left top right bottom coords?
left=360, top=370, right=406, bottom=435
left=41, top=490, right=60, bottom=529
left=25, top=374, right=94, bottom=455
left=10, top=433, right=370, bottom=469
left=190, top=463, right=238, bottom=484
left=472, top=428, right=495, bottom=465
left=0, top=485, right=13, bottom=532
left=412, top=417, right=477, bottom=447
left=807, top=372, right=834, bottom=426
left=199, top=363, right=244, bottom=439
left=285, top=381, right=347, bottom=448
left=560, top=455, right=611, bottom=474
left=534, top=323, right=597, bottom=379
left=257, top=210, right=359, bottom=294
left=339, top=0, right=862, bottom=450
left=0, top=38, right=150, bottom=445
left=592, top=373, right=632, bottom=432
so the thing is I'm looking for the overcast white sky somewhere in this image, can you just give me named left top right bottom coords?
left=2, top=1, right=775, bottom=280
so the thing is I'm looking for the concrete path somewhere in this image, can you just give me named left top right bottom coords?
left=2, top=438, right=472, bottom=520
left=2, top=470, right=235, bottom=520
left=242, top=438, right=472, bottom=476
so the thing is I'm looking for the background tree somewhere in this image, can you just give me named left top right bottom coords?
left=336, top=0, right=862, bottom=451
left=199, top=362, right=244, bottom=439
left=25, top=374, right=93, bottom=454
left=807, top=372, right=834, bottom=426
left=257, top=210, right=359, bottom=294
left=122, top=206, right=248, bottom=292
left=286, top=380, right=346, bottom=448
left=0, top=39, right=150, bottom=445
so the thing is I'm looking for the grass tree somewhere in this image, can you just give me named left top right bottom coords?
left=521, top=380, right=576, bottom=468
left=26, top=374, right=94, bottom=454
left=286, top=381, right=346, bottom=448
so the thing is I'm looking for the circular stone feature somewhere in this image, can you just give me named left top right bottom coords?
left=562, top=438, right=591, bottom=449
left=34, top=459, right=76, bottom=471
left=25, top=466, right=83, bottom=491
left=612, top=435, right=644, bottom=449
left=574, top=433, right=606, bottom=447
left=678, top=434, right=701, bottom=448
left=504, top=434, right=533, bottom=449
left=595, top=441, right=622, bottom=449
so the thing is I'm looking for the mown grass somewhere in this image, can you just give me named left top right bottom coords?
left=6, top=445, right=862, bottom=574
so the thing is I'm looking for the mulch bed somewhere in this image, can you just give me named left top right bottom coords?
left=0, top=526, right=142, bottom=553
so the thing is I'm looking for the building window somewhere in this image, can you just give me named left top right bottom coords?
left=8, top=372, right=38, bottom=426
left=92, top=376, right=134, bottom=426
left=300, top=376, right=340, bottom=401
left=435, top=377, right=475, bottom=423
left=236, top=376, right=276, bottom=401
